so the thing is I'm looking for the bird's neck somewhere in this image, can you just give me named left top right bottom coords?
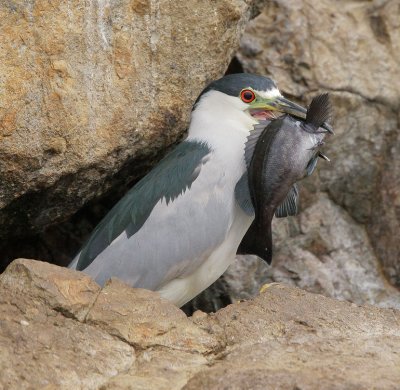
left=187, top=91, right=257, bottom=161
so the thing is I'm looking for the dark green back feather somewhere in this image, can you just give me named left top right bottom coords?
left=76, top=140, right=211, bottom=271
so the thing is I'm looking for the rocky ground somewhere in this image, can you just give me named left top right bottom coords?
left=1, top=259, right=399, bottom=390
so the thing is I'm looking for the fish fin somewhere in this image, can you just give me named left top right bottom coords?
left=244, top=120, right=270, bottom=168
left=234, top=172, right=255, bottom=216
left=306, top=155, right=319, bottom=176
left=275, top=184, right=299, bottom=218
left=306, top=93, right=331, bottom=129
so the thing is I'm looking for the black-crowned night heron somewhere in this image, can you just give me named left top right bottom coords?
left=69, top=73, right=330, bottom=307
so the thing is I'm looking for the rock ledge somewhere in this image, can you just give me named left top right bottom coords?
left=1, top=259, right=399, bottom=389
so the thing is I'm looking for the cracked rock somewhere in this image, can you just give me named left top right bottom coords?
left=0, top=259, right=134, bottom=390
left=86, top=278, right=220, bottom=353
left=1, top=259, right=400, bottom=389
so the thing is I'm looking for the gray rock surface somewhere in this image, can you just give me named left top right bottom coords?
left=240, top=0, right=400, bottom=285
left=1, top=259, right=400, bottom=389
left=0, top=0, right=265, bottom=238
left=188, top=0, right=400, bottom=311
left=226, top=194, right=400, bottom=309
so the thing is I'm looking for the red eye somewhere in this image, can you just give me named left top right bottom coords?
left=240, top=89, right=256, bottom=103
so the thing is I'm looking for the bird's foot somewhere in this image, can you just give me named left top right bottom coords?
left=259, top=282, right=280, bottom=294
left=236, top=299, right=247, bottom=304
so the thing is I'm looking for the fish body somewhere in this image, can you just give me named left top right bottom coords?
left=239, top=94, right=332, bottom=263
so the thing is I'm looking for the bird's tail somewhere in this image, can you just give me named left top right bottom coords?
left=67, top=253, right=80, bottom=269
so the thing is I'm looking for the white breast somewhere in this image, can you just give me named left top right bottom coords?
left=156, top=203, right=253, bottom=307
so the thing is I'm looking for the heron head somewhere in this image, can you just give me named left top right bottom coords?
left=195, top=73, right=333, bottom=133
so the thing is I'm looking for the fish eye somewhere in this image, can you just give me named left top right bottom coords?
left=240, top=89, right=256, bottom=103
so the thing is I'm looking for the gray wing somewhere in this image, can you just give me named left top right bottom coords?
left=76, top=140, right=211, bottom=271
left=71, top=140, right=235, bottom=290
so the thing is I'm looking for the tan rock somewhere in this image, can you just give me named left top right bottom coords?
left=0, top=258, right=101, bottom=321
left=101, top=349, right=208, bottom=390
left=86, top=278, right=220, bottom=353
left=0, top=0, right=266, bottom=238
left=185, top=284, right=400, bottom=389
left=1, top=259, right=400, bottom=389
left=0, top=259, right=134, bottom=390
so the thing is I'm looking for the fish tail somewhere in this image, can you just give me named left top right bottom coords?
left=259, top=221, right=273, bottom=264
left=238, top=219, right=273, bottom=264
left=305, top=93, right=331, bottom=129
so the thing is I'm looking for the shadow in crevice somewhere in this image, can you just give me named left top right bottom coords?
left=0, top=56, right=246, bottom=315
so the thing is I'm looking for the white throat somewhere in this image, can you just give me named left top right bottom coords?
left=187, top=90, right=258, bottom=150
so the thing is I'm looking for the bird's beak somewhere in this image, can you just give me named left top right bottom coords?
left=250, top=96, right=334, bottom=134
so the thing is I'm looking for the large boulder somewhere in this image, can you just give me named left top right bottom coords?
left=0, top=0, right=264, bottom=238
left=1, top=259, right=399, bottom=389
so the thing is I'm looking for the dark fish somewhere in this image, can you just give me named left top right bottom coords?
left=239, top=94, right=332, bottom=264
